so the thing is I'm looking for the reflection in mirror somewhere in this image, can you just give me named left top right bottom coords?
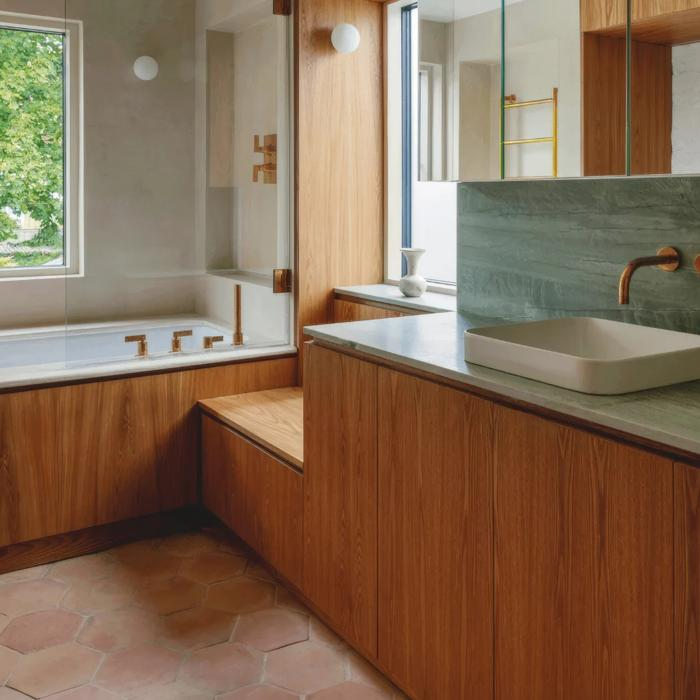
left=417, top=0, right=632, bottom=180
left=629, top=4, right=700, bottom=175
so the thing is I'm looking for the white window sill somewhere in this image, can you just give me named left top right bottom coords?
left=334, top=283, right=457, bottom=315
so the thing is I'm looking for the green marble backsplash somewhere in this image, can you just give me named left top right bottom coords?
left=457, top=177, right=700, bottom=333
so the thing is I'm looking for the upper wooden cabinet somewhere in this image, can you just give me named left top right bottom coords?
left=302, top=343, right=379, bottom=657
left=377, top=368, right=494, bottom=699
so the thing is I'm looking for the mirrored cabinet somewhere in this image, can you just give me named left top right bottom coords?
left=415, top=0, right=700, bottom=180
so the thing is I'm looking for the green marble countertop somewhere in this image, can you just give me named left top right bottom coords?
left=305, top=312, right=700, bottom=460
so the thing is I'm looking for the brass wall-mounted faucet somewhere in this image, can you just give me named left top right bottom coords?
left=203, top=335, right=224, bottom=350
left=171, top=330, right=193, bottom=353
left=618, top=247, right=681, bottom=305
left=125, top=334, right=148, bottom=357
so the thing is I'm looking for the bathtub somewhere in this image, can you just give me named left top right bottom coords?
left=0, top=317, right=295, bottom=389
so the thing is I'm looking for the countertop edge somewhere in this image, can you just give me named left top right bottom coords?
left=305, top=327, right=700, bottom=461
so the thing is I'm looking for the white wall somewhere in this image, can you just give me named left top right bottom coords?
left=0, top=0, right=198, bottom=329
left=673, top=42, right=700, bottom=175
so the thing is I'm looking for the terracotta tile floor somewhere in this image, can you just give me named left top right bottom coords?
left=0, top=530, right=407, bottom=700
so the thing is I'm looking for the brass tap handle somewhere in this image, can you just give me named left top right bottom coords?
left=125, top=334, right=148, bottom=358
left=203, top=335, right=224, bottom=350
left=171, top=329, right=193, bottom=353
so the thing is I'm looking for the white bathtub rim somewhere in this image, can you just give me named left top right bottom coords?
left=0, top=343, right=297, bottom=391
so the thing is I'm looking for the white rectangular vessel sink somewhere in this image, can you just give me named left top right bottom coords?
left=464, top=317, right=700, bottom=395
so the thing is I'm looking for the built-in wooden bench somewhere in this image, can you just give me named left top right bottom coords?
left=199, top=387, right=303, bottom=470
left=198, top=387, right=304, bottom=586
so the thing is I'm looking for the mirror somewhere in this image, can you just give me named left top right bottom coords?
left=629, top=4, right=700, bottom=176
left=416, top=0, right=652, bottom=180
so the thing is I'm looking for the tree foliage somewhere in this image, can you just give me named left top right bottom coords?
left=0, top=27, right=64, bottom=247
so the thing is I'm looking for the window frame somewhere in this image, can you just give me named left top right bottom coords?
left=0, top=11, right=83, bottom=280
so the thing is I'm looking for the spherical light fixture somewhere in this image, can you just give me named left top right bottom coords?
left=133, top=56, right=159, bottom=81
left=331, top=23, right=361, bottom=54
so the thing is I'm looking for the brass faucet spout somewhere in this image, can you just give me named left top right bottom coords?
left=618, top=247, right=680, bottom=305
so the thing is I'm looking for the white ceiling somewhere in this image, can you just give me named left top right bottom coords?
left=420, top=0, right=524, bottom=23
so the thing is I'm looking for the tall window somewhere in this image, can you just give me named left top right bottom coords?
left=0, top=13, right=82, bottom=278
left=387, top=1, right=457, bottom=288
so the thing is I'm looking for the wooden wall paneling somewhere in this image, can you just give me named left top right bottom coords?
left=630, top=40, right=672, bottom=175
left=302, top=343, right=378, bottom=656
left=377, top=368, right=494, bottom=700
left=296, top=0, right=385, bottom=371
left=494, top=405, right=674, bottom=700
left=582, top=33, right=627, bottom=176
left=675, top=461, right=700, bottom=698
left=0, top=357, right=297, bottom=548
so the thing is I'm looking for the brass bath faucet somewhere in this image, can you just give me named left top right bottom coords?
left=125, top=334, right=148, bottom=357
left=618, top=247, right=681, bottom=305
left=171, top=329, right=193, bottom=353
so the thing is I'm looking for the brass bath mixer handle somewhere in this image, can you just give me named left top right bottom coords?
left=171, top=330, right=193, bottom=353
left=125, top=334, right=148, bottom=358
left=203, top=336, right=224, bottom=350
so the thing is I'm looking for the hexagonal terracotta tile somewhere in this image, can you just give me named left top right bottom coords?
left=45, top=685, right=122, bottom=700
left=8, top=642, right=101, bottom=698
left=244, top=561, right=276, bottom=583
left=0, top=579, right=67, bottom=617
left=220, top=687, right=299, bottom=700
left=78, top=608, right=161, bottom=652
left=134, top=577, right=206, bottom=615
left=309, top=682, right=388, bottom=699
left=346, top=652, right=395, bottom=696
left=0, top=613, right=8, bottom=635
left=309, top=618, right=347, bottom=650
left=130, top=681, right=214, bottom=700
left=179, top=552, right=246, bottom=585
left=111, top=542, right=182, bottom=582
left=274, top=587, right=309, bottom=615
left=0, top=645, right=20, bottom=684
left=180, top=642, right=263, bottom=693
left=160, top=533, right=219, bottom=558
left=0, top=687, right=32, bottom=700
left=234, top=608, right=309, bottom=652
left=0, top=609, right=83, bottom=653
left=51, top=553, right=119, bottom=584
left=205, top=577, right=275, bottom=615
left=156, top=607, right=235, bottom=652
left=95, top=644, right=181, bottom=695
left=0, top=564, right=51, bottom=585
left=62, top=579, right=133, bottom=614
left=265, top=641, right=345, bottom=695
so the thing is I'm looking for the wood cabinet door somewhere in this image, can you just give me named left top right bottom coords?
left=303, top=343, right=378, bottom=656
left=377, top=369, right=495, bottom=700
left=674, top=461, right=700, bottom=699
left=494, top=405, right=674, bottom=700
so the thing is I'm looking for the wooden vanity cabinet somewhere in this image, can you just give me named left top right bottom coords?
left=303, top=343, right=686, bottom=699
left=302, top=343, right=379, bottom=656
left=201, top=415, right=303, bottom=586
left=494, top=406, right=674, bottom=700
left=377, top=369, right=495, bottom=699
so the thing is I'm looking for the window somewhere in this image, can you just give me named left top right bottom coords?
left=0, top=12, right=82, bottom=278
left=387, top=1, right=457, bottom=287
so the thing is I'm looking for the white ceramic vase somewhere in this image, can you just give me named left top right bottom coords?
left=399, top=248, right=428, bottom=298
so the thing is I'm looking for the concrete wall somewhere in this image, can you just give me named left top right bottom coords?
left=673, top=43, right=700, bottom=175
